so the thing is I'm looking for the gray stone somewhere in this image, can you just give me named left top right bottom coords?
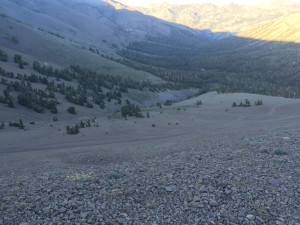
left=59, top=207, right=67, bottom=213
left=246, top=214, right=256, bottom=221
left=165, top=185, right=176, bottom=192
left=268, top=178, right=283, bottom=186
left=80, top=212, right=89, bottom=219
left=209, top=200, right=218, bottom=207
left=193, top=196, right=201, bottom=202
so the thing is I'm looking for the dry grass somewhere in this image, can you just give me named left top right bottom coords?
left=66, top=172, right=95, bottom=182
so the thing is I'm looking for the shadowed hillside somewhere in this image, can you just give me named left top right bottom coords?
left=118, top=34, right=300, bottom=97
left=0, top=0, right=204, bottom=51
left=0, top=16, right=162, bottom=82
left=0, top=0, right=299, bottom=98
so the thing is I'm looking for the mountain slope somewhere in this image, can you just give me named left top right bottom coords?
left=0, top=15, right=162, bottom=82
left=0, top=0, right=214, bottom=82
left=137, top=1, right=300, bottom=33
left=0, top=0, right=204, bottom=52
left=0, top=0, right=224, bottom=76
left=238, top=13, right=300, bottom=43
left=1, top=0, right=299, bottom=99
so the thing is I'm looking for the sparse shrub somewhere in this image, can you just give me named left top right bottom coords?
left=9, top=122, right=19, bottom=128
left=232, top=102, right=237, bottom=107
left=0, top=121, right=5, bottom=129
left=67, top=172, right=94, bottom=182
left=67, top=106, right=76, bottom=114
left=152, top=123, right=155, bottom=127
left=9, top=119, right=24, bottom=129
left=5, top=178, right=22, bottom=188
left=52, top=116, right=58, bottom=122
left=273, top=148, right=287, bottom=156
left=164, top=99, right=173, bottom=106
left=86, top=102, right=93, bottom=108
left=255, top=100, right=263, bottom=106
left=107, top=171, right=121, bottom=179
left=196, top=100, right=202, bottom=106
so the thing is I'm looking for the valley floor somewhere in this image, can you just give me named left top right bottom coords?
left=0, top=92, right=300, bottom=224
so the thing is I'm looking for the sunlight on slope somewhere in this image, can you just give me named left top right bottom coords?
left=104, top=0, right=136, bottom=10
left=238, top=13, right=300, bottom=43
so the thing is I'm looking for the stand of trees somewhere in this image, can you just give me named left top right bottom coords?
left=66, top=119, right=98, bottom=135
left=118, top=34, right=300, bottom=98
left=121, top=100, right=144, bottom=118
left=232, top=99, right=263, bottom=107
left=9, top=119, right=24, bottom=129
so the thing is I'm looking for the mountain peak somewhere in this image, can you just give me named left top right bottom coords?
left=104, top=0, right=136, bottom=10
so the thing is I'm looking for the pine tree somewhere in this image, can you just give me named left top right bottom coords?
left=14, top=54, right=22, bottom=64
left=19, top=119, right=24, bottom=129
left=0, top=50, right=8, bottom=62
left=8, top=97, right=14, bottom=108
left=67, top=106, right=76, bottom=114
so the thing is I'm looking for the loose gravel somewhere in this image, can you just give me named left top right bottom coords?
left=0, top=129, right=299, bottom=225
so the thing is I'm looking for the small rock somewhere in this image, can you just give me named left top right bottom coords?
left=209, top=200, right=218, bottom=207
left=246, top=214, right=256, bottom=221
left=59, top=207, right=67, bottom=213
left=165, top=185, right=176, bottom=192
left=80, top=212, right=88, bottom=219
left=193, top=196, right=201, bottom=202
left=268, top=178, right=283, bottom=186
left=119, top=213, right=128, bottom=218
left=117, top=218, right=126, bottom=224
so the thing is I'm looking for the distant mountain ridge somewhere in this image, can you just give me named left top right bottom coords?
left=137, top=1, right=300, bottom=37
left=238, top=13, right=300, bottom=43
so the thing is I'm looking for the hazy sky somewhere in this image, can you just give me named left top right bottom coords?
left=117, top=0, right=300, bottom=6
